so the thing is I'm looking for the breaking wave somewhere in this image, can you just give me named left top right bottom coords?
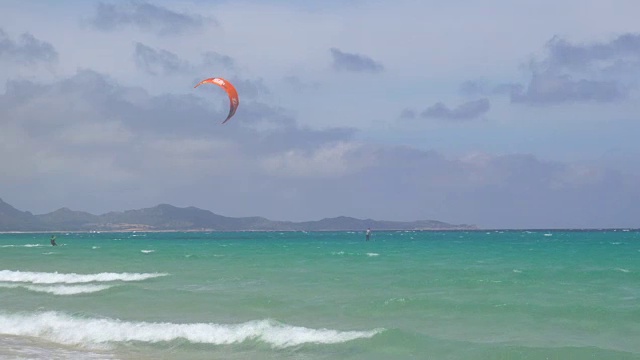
left=0, top=270, right=168, bottom=284
left=0, top=312, right=383, bottom=349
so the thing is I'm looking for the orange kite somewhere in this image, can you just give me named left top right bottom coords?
left=194, top=77, right=239, bottom=124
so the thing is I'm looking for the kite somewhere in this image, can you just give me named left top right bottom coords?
left=194, top=77, right=239, bottom=124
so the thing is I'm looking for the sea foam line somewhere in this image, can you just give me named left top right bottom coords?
left=0, top=270, right=168, bottom=284
left=0, top=283, right=113, bottom=295
left=0, top=312, right=383, bottom=349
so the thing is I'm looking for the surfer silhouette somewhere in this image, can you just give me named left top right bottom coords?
left=365, top=228, right=371, bottom=241
left=50, top=235, right=57, bottom=246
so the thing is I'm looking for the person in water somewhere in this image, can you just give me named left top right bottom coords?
left=365, top=228, right=371, bottom=241
left=50, top=235, right=57, bottom=246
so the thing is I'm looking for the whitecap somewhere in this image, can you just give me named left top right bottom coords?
left=384, top=298, right=406, bottom=305
left=366, top=253, right=379, bottom=257
left=615, top=268, right=630, bottom=273
left=0, top=312, right=384, bottom=349
left=140, top=250, right=155, bottom=254
left=0, top=270, right=168, bottom=284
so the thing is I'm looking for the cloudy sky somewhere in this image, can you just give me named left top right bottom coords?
left=1, top=0, right=639, bottom=229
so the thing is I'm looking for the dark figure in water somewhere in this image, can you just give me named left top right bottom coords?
left=50, top=235, right=57, bottom=246
left=365, top=228, right=371, bottom=241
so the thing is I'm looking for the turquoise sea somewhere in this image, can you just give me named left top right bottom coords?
left=0, top=230, right=639, bottom=359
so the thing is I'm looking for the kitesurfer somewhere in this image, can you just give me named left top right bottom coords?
left=50, top=235, right=57, bottom=246
left=366, top=228, right=371, bottom=241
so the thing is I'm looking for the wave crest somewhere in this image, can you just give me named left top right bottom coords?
left=0, top=312, right=383, bottom=348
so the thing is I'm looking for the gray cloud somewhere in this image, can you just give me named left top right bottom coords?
left=134, top=43, right=239, bottom=85
left=545, top=33, right=640, bottom=71
left=464, top=74, right=627, bottom=105
left=89, top=2, right=212, bottom=35
left=330, top=48, right=384, bottom=73
left=399, top=108, right=416, bottom=119
left=509, top=34, right=640, bottom=105
left=2, top=72, right=638, bottom=229
left=464, top=34, right=640, bottom=106
left=134, top=42, right=191, bottom=75
left=510, top=73, right=626, bottom=104
left=202, top=51, right=235, bottom=70
left=228, top=77, right=270, bottom=99
left=0, top=70, right=352, bottom=172
left=0, top=70, right=357, bottom=220
left=0, top=28, right=57, bottom=65
left=419, top=98, right=490, bottom=121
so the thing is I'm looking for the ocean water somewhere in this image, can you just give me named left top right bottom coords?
left=0, top=230, right=639, bottom=359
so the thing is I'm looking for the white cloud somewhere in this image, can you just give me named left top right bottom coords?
left=261, top=142, right=370, bottom=178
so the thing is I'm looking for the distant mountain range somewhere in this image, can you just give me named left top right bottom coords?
left=0, top=198, right=477, bottom=232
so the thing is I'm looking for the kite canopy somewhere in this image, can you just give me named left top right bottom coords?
left=194, top=77, right=239, bottom=124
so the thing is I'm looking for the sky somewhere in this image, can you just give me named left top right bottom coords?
left=1, top=0, right=639, bottom=229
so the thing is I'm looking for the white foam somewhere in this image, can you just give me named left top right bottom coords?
left=0, top=312, right=383, bottom=349
left=384, top=297, right=406, bottom=305
left=140, top=250, right=155, bottom=254
left=0, top=283, right=113, bottom=295
left=0, top=270, right=168, bottom=284
left=615, top=268, right=630, bottom=273
left=366, top=253, right=379, bottom=257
